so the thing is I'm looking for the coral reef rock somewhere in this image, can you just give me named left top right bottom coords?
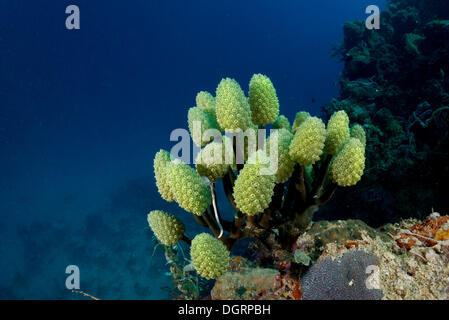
left=323, top=0, right=449, bottom=225
left=308, top=214, right=449, bottom=300
left=301, top=250, right=383, bottom=300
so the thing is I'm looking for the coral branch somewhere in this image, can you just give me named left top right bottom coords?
left=182, top=235, right=192, bottom=246
left=310, top=154, right=332, bottom=200
left=222, top=170, right=239, bottom=211
left=192, top=213, right=209, bottom=228
left=281, top=172, right=297, bottom=216
left=210, top=183, right=224, bottom=238
left=316, top=182, right=337, bottom=206
left=259, top=208, right=273, bottom=229
left=260, top=183, right=284, bottom=228
left=202, top=211, right=222, bottom=239
left=230, top=212, right=244, bottom=237
left=295, top=166, right=307, bottom=203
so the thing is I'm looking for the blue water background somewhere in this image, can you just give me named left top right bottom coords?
left=0, top=0, right=385, bottom=299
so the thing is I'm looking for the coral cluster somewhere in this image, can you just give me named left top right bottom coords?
left=324, top=110, right=350, bottom=155
left=153, top=150, right=175, bottom=202
left=288, top=117, right=327, bottom=166
left=147, top=210, right=185, bottom=246
left=196, top=91, right=217, bottom=121
left=190, top=233, right=230, bottom=280
left=195, top=136, right=234, bottom=182
left=350, top=124, right=367, bottom=147
left=248, top=74, right=280, bottom=126
left=216, top=78, right=252, bottom=132
left=267, top=129, right=295, bottom=184
left=330, top=138, right=366, bottom=187
left=292, top=111, right=311, bottom=134
left=233, top=151, right=275, bottom=216
left=148, top=74, right=368, bottom=286
left=165, top=159, right=211, bottom=216
left=272, top=115, right=291, bottom=131
left=187, top=107, right=216, bottom=147
left=146, top=0, right=449, bottom=300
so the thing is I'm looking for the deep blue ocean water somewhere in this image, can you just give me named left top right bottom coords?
left=0, top=0, right=385, bottom=299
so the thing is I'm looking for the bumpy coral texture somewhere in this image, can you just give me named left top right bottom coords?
left=330, top=138, right=365, bottom=187
left=267, top=128, right=295, bottom=183
left=147, top=210, right=185, bottom=246
left=233, top=151, right=275, bottom=216
left=196, top=91, right=216, bottom=117
left=196, top=91, right=222, bottom=132
left=350, top=124, right=366, bottom=147
left=248, top=74, right=280, bottom=126
left=302, top=250, right=383, bottom=300
left=233, top=124, right=259, bottom=164
left=166, top=159, right=211, bottom=215
left=196, top=136, right=234, bottom=182
left=292, top=111, right=311, bottom=133
left=272, top=114, right=291, bottom=131
left=188, top=107, right=217, bottom=147
left=289, top=117, right=326, bottom=166
left=190, top=233, right=230, bottom=280
left=215, top=78, right=252, bottom=132
left=154, top=149, right=175, bottom=202
left=325, top=110, right=350, bottom=155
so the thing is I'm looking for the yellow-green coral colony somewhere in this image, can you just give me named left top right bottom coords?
left=324, top=110, right=350, bottom=155
left=237, top=124, right=259, bottom=163
left=166, top=159, right=211, bottom=215
left=292, top=111, right=311, bottom=134
left=190, top=233, right=230, bottom=280
left=248, top=74, right=280, bottom=127
left=350, top=124, right=367, bottom=147
left=196, top=91, right=222, bottom=132
left=149, top=74, right=369, bottom=284
left=330, top=137, right=366, bottom=187
left=196, top=91, right=216, bottom=117
left=233, top=151, right=275, bottom=216
left=267, top=128, right=295, bottom=183
left=147, top=210, right=185, bottom=246
left=153, top=149, right=175, bottom=202
left=289, top=117, right=327, bottom=166
left=272, top=114, right=291, bottom=131
left=195, top=136, right=234, bottom=182
left=215, top=78, right=252, bottom=132
left=188, top=107, right=216, bottom=147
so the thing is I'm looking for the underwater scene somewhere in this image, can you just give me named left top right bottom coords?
left=0, top=0, right=448, bottom=301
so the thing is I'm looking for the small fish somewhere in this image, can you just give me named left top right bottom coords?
left=311, top=97, right=316, bottom=103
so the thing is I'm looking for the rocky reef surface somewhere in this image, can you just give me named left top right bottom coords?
left=211, top=213, right=449, bottom=300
